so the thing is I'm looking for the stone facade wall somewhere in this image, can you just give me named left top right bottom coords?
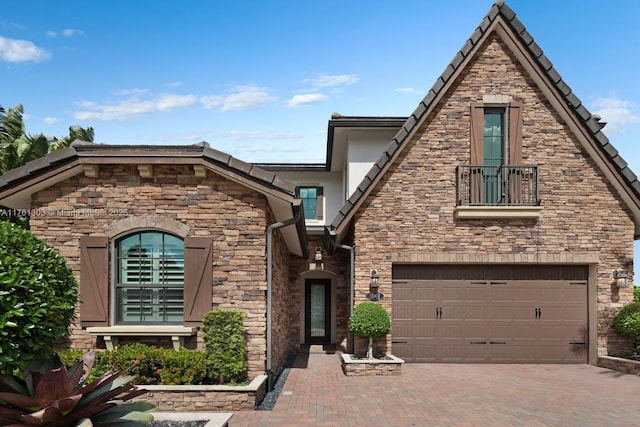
left=349, top=35, right=635, bottom=357
left=29, top=164, right=273, bottom=379
left=132, top=376, right=268, bottom=411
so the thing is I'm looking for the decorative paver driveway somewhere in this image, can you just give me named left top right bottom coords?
left=231, top=349, right=640, bottom=426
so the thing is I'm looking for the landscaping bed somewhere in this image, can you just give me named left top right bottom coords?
left=340, top=353, right=404, bottom=376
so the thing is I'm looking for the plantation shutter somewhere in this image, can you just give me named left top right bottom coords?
left=80, top=236, right=109, bottom=326
left=183, top=236, right=213, bottom=326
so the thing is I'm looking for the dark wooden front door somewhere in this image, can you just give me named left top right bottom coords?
left=305, top=279, right=331, bottom=344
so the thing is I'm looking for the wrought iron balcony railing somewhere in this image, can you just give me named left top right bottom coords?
left=457, top=165, right=539, bottom=206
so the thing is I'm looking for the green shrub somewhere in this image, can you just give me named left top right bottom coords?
left=159, top=348, right=208, bottom=385
left=0, top=221, right=78, bottom=373
left=349, top=302, right=391, bottom=358
left=56, top=345, right=210, bottom=385
left=633, top=286, right=640, bottom=303
left=95, top=343, right=163, bottom=385
left=613, top=302, right=640, bottom=354
left=202, top=308, right=247, bottom=384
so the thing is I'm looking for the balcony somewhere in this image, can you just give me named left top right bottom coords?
left=456, top=165, right=542, bottom=219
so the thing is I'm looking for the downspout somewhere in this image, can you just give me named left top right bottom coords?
left=266, top=204, right=302, bottom=391
left=328, top=231, right=355, bottom=354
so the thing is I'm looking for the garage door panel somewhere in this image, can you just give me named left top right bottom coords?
left=392, top=271, right=587, bottom=364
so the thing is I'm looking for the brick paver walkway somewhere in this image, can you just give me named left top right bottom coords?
left=230, top=347, right=640, bottom=426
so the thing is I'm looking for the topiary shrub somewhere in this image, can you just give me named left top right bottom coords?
left=348, top=301, right=391, bottom=359
left=613, top=302, right=640, bottom=355
left=202, top=308, right=247, bottom=384
left=634, top=286, right=640, bottom=303
left=0, top=220, right=78, bottom=374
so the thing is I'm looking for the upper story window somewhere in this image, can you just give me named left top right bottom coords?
left=298, top=186, right=324, bottom=221
left=116, top=231, right=184, bottom=324
left=483, top=107, right=506, bottom=167
left=457, top=100, right=539, bottom=209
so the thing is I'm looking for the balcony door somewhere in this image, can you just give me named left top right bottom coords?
left=483, top=107, right=506, bottom=204
left=305, top=279, right=331, bottom=344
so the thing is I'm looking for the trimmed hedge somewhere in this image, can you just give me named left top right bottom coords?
left=202, top=308, right=247, bottom=384
left=348, top=301, right=391, bottom=340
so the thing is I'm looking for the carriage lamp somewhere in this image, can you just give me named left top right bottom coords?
left=613, top=270, right=629, bottom=288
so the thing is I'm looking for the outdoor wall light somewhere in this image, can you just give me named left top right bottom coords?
left=367, top=269, right=383, bottom=301
left=314, top=246, right=323, bottom=263
left=613, top=270, right=629, bottom=288
left=369, top=269, right=380, bottom=289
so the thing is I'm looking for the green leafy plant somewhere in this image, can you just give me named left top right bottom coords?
left=57, top=346, right=210, bottom=386
left=633, top=286, right=640, bottom=303
left=159, top=348, right=208, bottom=385
left=202, top=309, right=247, bottom=384
left=0, top=221, right=78, bottom=374
left=613, top=302, right=640, bottom=355
left=95, top=344, right=162, bottom=385
left=348, top=302, right=391, bottom=359
left=0, top=351, right=154, bottom=426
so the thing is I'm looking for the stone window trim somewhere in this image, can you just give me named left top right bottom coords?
left=106, top=214, right=190, bottom=239
left=86, top=325, right=197, bottom=351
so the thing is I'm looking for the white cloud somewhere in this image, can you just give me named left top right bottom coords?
left=114, top=88, right=148, bottom=96
left=591, top=96, right=640, bottom=134
left=305, top=74, right=359, bottom=88
left=62, top=29, right=83, bottom=37
left=166, top=81, right=183, bottom=88
left=156, top=94, right=197, bottom=111
left=73, top=93, right=198, bottom=121
left=47, top=29, right=83, bottom=38
left=200, top=95, right=224, bottom=109
left=220, top=85, right=278, bottom=111
left=0, top=36, right=51, bottom=62
left=44, top=117, right=58, bottom=124
left=395, top=87, right=419, bottom=94
left=287, top=93, right=328, bottom=107
left=200, top=85, right=278, bottom=111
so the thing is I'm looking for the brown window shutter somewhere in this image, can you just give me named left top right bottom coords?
left=469, top=102, right=485, bottom=204
left=508, top=102, right=524, bottom=203
left=80, top=236, right=109, bottom=327
left=470, top=102, right=484, bottom=164
left=184, top=236, right=213, bottom=326
left=316, top=187, right=324, bottom=221
left=508, top=101, right=523, bottom=164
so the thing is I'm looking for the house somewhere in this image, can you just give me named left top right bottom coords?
left=0, top=0, right=638, bottom=383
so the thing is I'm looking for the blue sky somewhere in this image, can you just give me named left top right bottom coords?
left=2, top=1, right=640, bottom=263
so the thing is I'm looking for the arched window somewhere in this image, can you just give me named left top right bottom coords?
left=116, top=231, right=184, bottom=324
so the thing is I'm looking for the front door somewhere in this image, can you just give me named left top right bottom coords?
left=305, top=279, right=331, bottom=344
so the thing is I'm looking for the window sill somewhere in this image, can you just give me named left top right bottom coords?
left=455, top=206, right=543, bottom=219
left=86, top=325, right=197, bottom=351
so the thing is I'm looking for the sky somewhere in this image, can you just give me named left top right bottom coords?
left=2, top=0, right=640, bottom=262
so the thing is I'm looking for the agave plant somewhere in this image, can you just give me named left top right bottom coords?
left=0, top=351, right=154, bottom=426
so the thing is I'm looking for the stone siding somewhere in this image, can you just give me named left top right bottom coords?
left=349, top=35, right=635, bottom=357
left=29, top=164, right=273, bottom=379
left=132, top=376, right=267, bottom=411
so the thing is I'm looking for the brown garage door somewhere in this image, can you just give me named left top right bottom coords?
left=391, top=265, right=588, bottom=363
